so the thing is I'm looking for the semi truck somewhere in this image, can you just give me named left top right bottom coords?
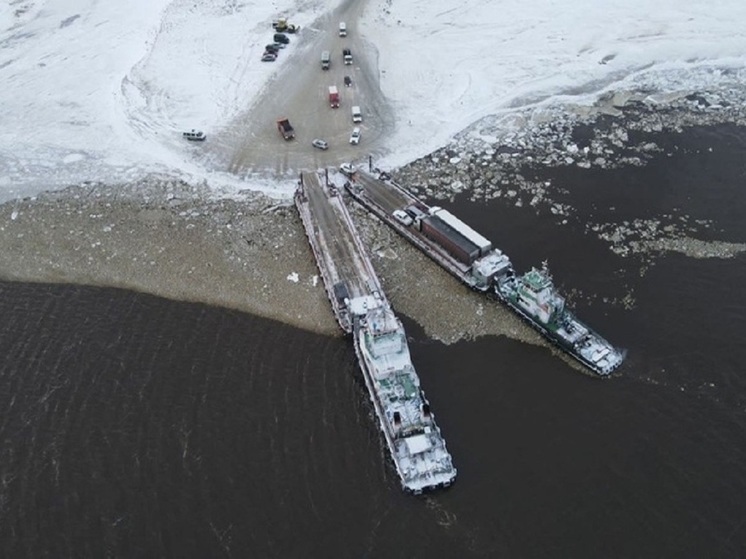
left=328, top=86, right=340, bottom=108
left=277, top=118, right=295, bottom=140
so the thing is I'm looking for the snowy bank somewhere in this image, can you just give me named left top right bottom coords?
left=1, top=0, right=746, bottom=202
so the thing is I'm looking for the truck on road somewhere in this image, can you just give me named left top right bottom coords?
left=343, top=48, right=353, bottom=65
left=329, top=86, right=340, bottom=108
left=277, top=118, right=295, bottom=140
left=321, top=51, right=330, bottom=70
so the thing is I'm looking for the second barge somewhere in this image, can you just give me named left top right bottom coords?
left=343, top=166, right=625, bottom=376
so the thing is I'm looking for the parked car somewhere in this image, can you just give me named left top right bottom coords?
left=349, top=127, right=361, bottom=145
left=311, top=138, right=329, bottom=150
left=183, top=130, right=206, bottom=141
left=261, top=52, right=277, bottom=62
left=265, top=44, right=280, bottom=53
left=351, top=105, right=362, bottom=123
left=339, top=163, right=357, bottom=176
left=393, top=209, right=414, bottom=226
left=344, top=75, right=352, bottom=87
left=274, top=33, right=289, bottom=44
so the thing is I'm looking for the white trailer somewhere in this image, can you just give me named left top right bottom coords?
left=429, top=207, right=492, bottom=255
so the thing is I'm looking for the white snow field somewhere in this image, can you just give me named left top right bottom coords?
left=1, top=0, right=746, bottom=202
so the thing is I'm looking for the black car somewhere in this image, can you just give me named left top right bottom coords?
left=265, top=43, right=280, bottom=53
left=344, top=75, right=352, bottom=87
left=273, top=33, right=289, bottom=44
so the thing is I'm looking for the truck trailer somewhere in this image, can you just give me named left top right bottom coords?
left=419, top=215, right=481, bottom=265
left=429, top=207, right=492, bottom=256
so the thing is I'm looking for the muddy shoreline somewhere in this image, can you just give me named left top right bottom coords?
left=0, top=175, right=547, bottom=354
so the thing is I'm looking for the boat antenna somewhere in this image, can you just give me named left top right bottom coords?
left=541, top=260, right=552, bottom=281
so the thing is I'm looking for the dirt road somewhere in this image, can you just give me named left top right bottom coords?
left=210, top=0, right=395, bottom=177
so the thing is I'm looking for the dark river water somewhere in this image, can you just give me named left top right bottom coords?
left=2, top=125, right=746, bottom=558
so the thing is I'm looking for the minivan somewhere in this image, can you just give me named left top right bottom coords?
left=351, top=106, right=362, bottom=123
left=339, top=22, right=347, bottom=37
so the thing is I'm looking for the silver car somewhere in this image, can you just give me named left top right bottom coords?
left=312, top=138, right=329, bottom=150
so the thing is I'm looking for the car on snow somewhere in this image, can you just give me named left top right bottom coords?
left=265, top=44, right=281, bottom=53
left=349, top=127, right=361, bottom=145
left=311, top=138, right=329, bottom=150
left=392, top=209, right=414, bottom=226
left=339, top=162, right=356, bottom=176
left=183, top=130, right=206, bottom=141
left=344, top=75, right=352, bottom=87
left=273, top=33, right=289, bottom=44
left=261, top=52, right=277, bottom=62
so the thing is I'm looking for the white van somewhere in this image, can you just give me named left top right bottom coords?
left=339, top=22, right=347, bottom=37
left=351, top=106, right=362, bottom=123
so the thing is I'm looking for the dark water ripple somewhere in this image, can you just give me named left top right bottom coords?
left=2, top=279, right=745, bottom=558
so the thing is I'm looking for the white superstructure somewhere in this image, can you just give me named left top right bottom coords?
left=353, top=298, right=457, bottom=493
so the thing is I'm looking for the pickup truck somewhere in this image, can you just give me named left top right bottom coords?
left=277, top=118, right=295, bottom=140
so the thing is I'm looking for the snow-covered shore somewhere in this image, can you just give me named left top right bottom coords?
left=2, top=0, right=746, bottom=202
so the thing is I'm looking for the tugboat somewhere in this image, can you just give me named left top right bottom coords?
left=495, top=261, right=625, bottom=376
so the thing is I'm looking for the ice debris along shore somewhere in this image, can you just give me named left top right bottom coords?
left=0, top=175, right=552, bottom=351
left=391, top=77, right=746, bottom=266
